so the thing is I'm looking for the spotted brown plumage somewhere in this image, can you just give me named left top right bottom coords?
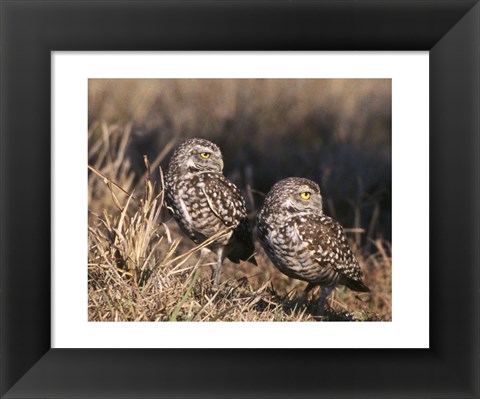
left=257, top=177, right=369, bottom=313
left=164, top=138, right=257, bottom=286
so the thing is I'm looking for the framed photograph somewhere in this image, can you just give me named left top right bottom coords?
left=1, top=1, right=479, bottom=398
left=54, top=54, right=425, bottom=350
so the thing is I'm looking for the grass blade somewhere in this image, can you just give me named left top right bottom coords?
left=169, top=268, right=200, bottom=321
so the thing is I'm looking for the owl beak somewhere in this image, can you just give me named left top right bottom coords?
left=218, top=158, right=224, bottom=171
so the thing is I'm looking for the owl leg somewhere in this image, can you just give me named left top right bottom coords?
left=300, top=282, right=317, bottom=304
left=304, top=282, right=317, bottom=295
left=194, top=248, right=209, bottom=269
left=212, top=248, right=225, bottom=287
left=316, top=286, right=333, bottom=316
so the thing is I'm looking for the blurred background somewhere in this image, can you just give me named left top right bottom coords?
left=88, top=79, right=392, bottom=321
left=89, top=79, right=391, bottom=243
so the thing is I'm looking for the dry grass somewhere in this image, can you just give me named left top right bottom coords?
left=88, top=79, right=392, bottom=322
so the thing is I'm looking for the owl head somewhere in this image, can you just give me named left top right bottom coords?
left=265, top=177, right=323, bottom=216
left=169, top=138, right=224, bottom=173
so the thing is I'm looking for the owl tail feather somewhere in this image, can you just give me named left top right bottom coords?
left=227, top=253, right=258, bottom=266
left=346, top=279, right=370, bottom=293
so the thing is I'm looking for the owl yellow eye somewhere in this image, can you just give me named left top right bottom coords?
left=199, top=152, right=211, bottom=159
left=300, top=192, right=311, bottom=200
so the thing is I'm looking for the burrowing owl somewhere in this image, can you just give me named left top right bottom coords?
left=257, top=177, right=369, bottom=314
left=164, top=138, right=257, bottom=285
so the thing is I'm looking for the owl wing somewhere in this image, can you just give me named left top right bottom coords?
left=294, top=214, right=367, bottom=288
left=202, top=174, right=257, bottom=265
left=201, top=174, right=248, bottom=228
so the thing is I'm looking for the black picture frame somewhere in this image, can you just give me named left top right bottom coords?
left=1, top=1, right=479, bottom=397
